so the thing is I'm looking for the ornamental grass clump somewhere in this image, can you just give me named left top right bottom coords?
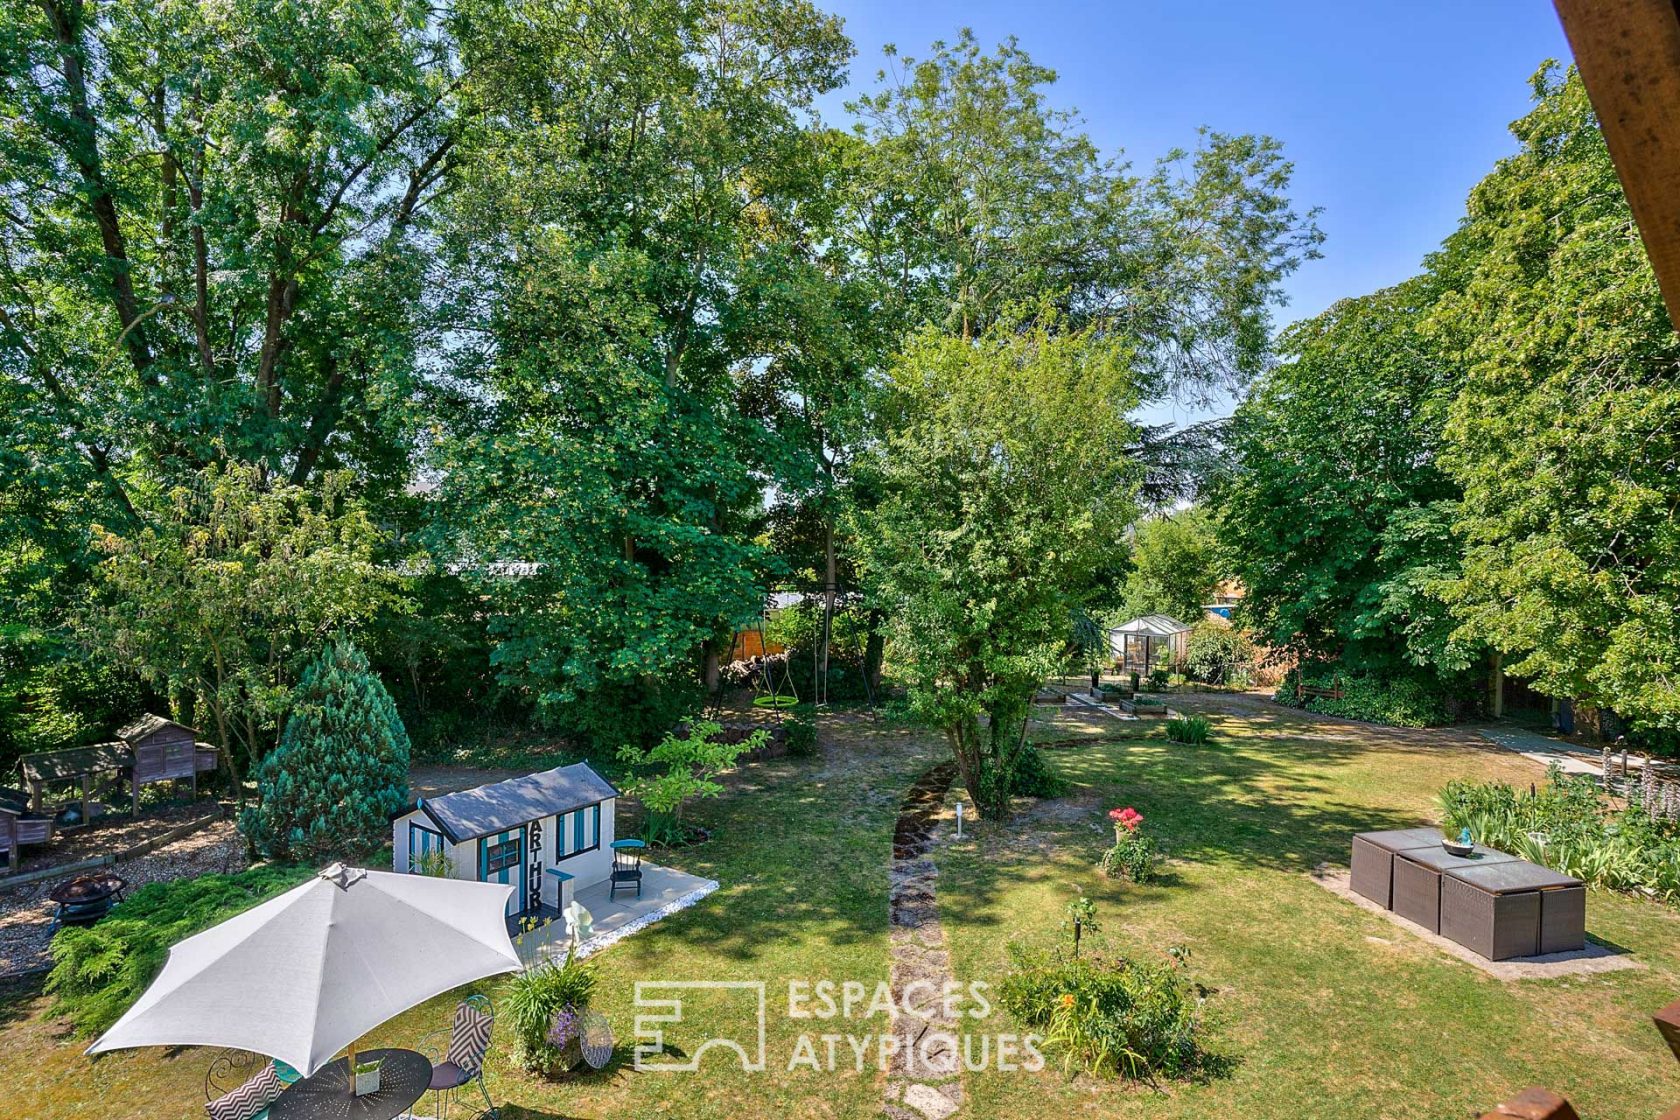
left=997, top=940, right=1203, bottom=1080
left=1440, top=764, right=1680, bottom=902
left=503, top=950, right=598, bottom=1075
left=1100, top=806, right=1160, bottom=883
left=1165, top=715, right=1210, bottom=744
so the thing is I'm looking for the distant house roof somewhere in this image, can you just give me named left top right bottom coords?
left=1111, top=614, right=1191, bottom=637
left=116, top=714, right=198, bottom=742
left=20, top=742, right=133, bottom=784
left=417, top=763, right=618, bottom=844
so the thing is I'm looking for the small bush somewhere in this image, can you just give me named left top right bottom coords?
left=47, top=866, right=311, bottom=1035
left=502, top=950, right=599, bottom=1074
left=1182, top=623, right=1254, bottom=685
left=1147, top=668, right=1170, bottom=691
left=997, top=942, right=1203, bottom=1079
left=784, top=709, right=817, bottom=757
left=618, top=719, right=761, bottom=845
left=1274, top=669, right=1450, bottom=728
left=1008, top=744, right=1069, bottom=798
left=1165, top=715, right=1210, bottom=745
left=1440, top=765, right=1680, bottom=902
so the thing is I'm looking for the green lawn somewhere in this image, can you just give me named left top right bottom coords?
left=953, top=696, right=1680, bottom=1118
left=4, top=698, right=1680, bottom=1118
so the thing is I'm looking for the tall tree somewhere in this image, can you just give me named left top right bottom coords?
left=0, top=0, right=462, bottom=511
left=853, top=315, right=1140, bottom=816
left=1433, top=64, right=1680, bottom=731
left=1119, top=507, right=1225, bottom=626
left=89, top=465, right=394, bottom=781
left=1217, top=279, right=1470, bottom=677
left=847, top=30, right=1323, bottom=402
left=433, top=0, right=855, bottom=744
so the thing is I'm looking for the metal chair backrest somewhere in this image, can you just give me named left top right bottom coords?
left=445, top=993, right=495, bottom=1076
left=203, top=1049, right=283, bottom=1120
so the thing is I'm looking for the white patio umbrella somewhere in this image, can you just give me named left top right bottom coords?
left=89, top=864, right=523, bottom=1076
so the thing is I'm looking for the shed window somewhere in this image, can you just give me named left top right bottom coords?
left=555, top=804, right=601, bottom=861
left=485, top=838, right=520, bottom=874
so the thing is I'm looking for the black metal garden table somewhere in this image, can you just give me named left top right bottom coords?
left=266, top=1048, right=432, bottom=1120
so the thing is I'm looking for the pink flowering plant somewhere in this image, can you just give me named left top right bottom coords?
left=1100, top=805, right=1159, bottom=883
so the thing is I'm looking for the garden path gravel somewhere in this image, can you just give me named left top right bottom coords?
left=0, top=819, right=246, bottom=979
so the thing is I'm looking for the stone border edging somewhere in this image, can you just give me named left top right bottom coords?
left=0, top=804, right=229, bottom=889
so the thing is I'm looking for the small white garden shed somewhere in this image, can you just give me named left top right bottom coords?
left=392, top=762, right=619, bottom=919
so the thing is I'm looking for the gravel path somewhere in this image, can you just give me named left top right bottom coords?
left=0, top=819, right=246, bottom=978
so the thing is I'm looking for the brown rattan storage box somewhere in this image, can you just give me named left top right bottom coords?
left=1350, top=829, right=1450, bottom=909
left=1441, top=861, right=1584, bottom=959
left=1392, top=847, right=1518, bottom=934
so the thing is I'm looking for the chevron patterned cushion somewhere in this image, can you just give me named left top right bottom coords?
left=205, top=1064, right=283, bottom=1120
left=445, top=1001, right=493, bottom=1074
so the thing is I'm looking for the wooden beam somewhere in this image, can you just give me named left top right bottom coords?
left=1553, top=0, right=1680, bottom=325
left=1477, top=1087, right=1581, bottom=1120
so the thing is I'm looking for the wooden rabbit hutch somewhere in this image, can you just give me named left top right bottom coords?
left=0, top=786, right=53, bottom=872
left=16, top=714, right=218, bottom=825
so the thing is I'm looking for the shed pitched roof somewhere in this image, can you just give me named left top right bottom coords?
left=418, top=762, right=617, bottom=844
left=116, top=713, right=198, bottom=742
left=19, top=742, right=133, bottom=784
left=1111, top=614, right=1191, bottom=637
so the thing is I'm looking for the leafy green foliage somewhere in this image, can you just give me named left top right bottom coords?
left=1006, top=744, right=1069, bottom=799
left=1181, top=624, right=1254, bottom=686
left=1432, top=66, right=1680, bottom=733
left=852, top=316, right=1141, bottom=817
left=783, top=709, right=818, bottom=758
left=1165, top=716, right=1211, bottom=745
left=1440, top=767, right=1680, bottom=902
left=434, top=0, right=854, bottom=749
left=617, top=721, right=762, bottom=843
left=1118, top=509, right=1225, bottom=626
left=240, top=638, right=411, bottom=863
left=47, top=866, right=311, bottom=1036
left=501, top=950, right=598, bottom=1075
left=849, top=31, right=1321, bottom=394
left=998, top=942, right=1202, bottom=1079
left=1273, top=669, right=1450, bottom=728
left=89, top=466, right=393, bottom=780
left=1217, top=278, right=1469, bottom=683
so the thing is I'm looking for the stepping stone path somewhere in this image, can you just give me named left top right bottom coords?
left=884, top=761, right=964, bottom=1120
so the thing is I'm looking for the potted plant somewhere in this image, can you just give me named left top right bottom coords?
left=352, top=1057, right=383, bottom=1096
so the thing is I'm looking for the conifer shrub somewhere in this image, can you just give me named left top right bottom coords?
left=240, top=637, right=411, bottom=863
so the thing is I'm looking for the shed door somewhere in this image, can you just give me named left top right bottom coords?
left=408, top=824, right=444, bottom=873
left=478, top=827, right=527, bottom=915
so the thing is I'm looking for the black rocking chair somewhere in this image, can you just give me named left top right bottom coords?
left=609, top=839, right=643, bottom=899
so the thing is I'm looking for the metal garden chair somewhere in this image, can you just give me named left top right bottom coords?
left=420, top=993, right=496, bottom=1119
left=203, top=1049, right=287, bottom=1120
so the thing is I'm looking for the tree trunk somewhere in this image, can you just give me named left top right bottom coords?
left=863, top=609, right=886, bottom=697
left=702, top=640, right=720, bottom=694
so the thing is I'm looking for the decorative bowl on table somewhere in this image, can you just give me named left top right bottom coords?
left=1441, top=837, right=1475, bottom=857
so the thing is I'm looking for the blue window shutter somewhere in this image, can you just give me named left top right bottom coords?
left=477, top=838, right=487, bottom=879
left=592, top=804, right=601, bottom=847
left=574, top=809, right=585, bottom=850
left=557, top=813, right=568, bottom=857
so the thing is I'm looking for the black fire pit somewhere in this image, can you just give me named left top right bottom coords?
left=48, top=871, right=127, bottom=927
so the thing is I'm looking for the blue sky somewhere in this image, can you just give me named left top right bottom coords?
left=817, top=0, right=1572, bottom=425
